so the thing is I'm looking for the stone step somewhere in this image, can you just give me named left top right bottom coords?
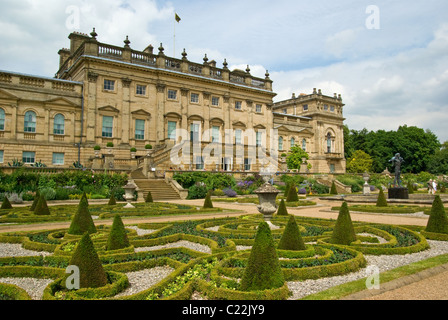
left=133, top=179, right=181, bottom=201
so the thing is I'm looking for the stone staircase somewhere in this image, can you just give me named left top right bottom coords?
left=131, top=169, right=181, bottom=201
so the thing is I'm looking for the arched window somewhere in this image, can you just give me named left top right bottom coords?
left=326, top=132, right=332, bottom=153
left=278, top=136, right=283, bottom=150
left=53, top=114, right=65, bottom=135
left=0, top=109, right=5, bottom=131
left=24, top=111, right=36, bottom=133
left=302, top=138, right=307, bottom=151
left=290, top=137, right=295, bottom=148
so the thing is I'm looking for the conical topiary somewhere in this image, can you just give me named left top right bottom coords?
left=284, top=182, right=291, bottom=198
left=68, top=232, right=108, bottom=289
left=108, top=194, right=117, bottom=206
left=376, top=188, right=388, bottom=207
left=203, top=191, right=213, bottom=209
left=407, top=182, right=414, bottom=194
left=30, top=190, right=40, bottom=211
left=240, top=222, right=285, bottom=291
left=1, top=196, right=13, bottom=210
left=425, top=195, right=448, bottom=234
left=68, top=195, right=97, bottom=235
left=277, top=215, right=306, bottom=250
left=276, top=199, right=288, bottom=216
left=145, top=191, right=153, bottom=203
left=286, top=184, right=299, bottom=202
left=329, top=202, right=356, bottom=245
left=81, top=191, right=89, bottom=206
left=34, top=195, right=50, bottom=215
left=330, top=181, right=338, bottom=195
left=106, top=214, right=130, bottom=250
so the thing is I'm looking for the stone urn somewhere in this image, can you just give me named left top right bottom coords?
left=254, top=182, right=280, bottom=221
left=123, top=180, right=137, bottom=208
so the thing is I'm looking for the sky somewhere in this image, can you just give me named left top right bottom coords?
left=1, top=0, right=448, bottom=142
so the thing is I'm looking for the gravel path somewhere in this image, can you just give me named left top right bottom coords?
left=0, top=277, right=53, bottom=300
left=0, top=243, right=52, bottom=257
left=135, top=240, right=212, bottom=254
left=286, top=240, right=448, bottom=299
left=114, top=266, right=175, bottom=298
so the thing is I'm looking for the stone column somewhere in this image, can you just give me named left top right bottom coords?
left=121, top=78, right=132, bottom=145
left=155, top=83, right=166, bottom=144
left=85, top=71, right=98, bottom=143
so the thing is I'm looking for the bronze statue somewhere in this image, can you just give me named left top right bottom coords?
left=388, top=153, right=404, bottom=187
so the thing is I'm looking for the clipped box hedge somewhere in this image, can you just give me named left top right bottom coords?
left=0, top=283, right=31, bottom=300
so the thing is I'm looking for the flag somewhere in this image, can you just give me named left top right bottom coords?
left=175, top=13, right=181, bottom=23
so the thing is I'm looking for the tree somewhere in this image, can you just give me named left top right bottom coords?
left=108, top=194, right=117, bottom=205
left=329, top=202, right=356, bottom=245
left=106, top=214, right=130, bottom=250
left=203, top=191, right=214, bottom=209
left=286, top=145, right=309, bottom=170
left=68, top=233, right=108, bottom=288
left=240, top=222, right=284, bottom=291
left=34, top=195, right=50, bottom=215
left=276, top=199, right=288, bottom=216
left=425, top=195, right=448, bottom=234
left=145, top=191, right=153, bottom=203
left=286, top=184, right=299, bottom=202
left=376, top=188, right=388, bottom=207
left=330, top=181, right=338, bottom=195
left=346, top=150, right=373, bottom=173
left=68, top=195, right=97, bottom=235
left=277, top=215, right=306, bottom=250
left=428, top=141, right=448, bottom=174
left=1, top=196, right=12, bottom=210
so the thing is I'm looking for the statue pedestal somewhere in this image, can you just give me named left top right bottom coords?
left=388, top=187, right=409, bottom=199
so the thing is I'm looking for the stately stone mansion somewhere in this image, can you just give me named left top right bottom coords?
left=0, top=30, right=346, bottom=175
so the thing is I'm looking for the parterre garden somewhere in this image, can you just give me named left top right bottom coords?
left=1, top=190, right=447, bottom=300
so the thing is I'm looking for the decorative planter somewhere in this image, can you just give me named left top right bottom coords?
left=254, top=182, right=280, bottom=221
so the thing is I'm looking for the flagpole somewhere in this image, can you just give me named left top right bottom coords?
left=174, top=16, right=176, bottom=57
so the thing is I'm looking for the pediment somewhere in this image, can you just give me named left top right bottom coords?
left=98, top=105, right=120, bottom=113
left=45, top=97, right=79, bottom=107
left=131, top=109, right=151, bottom=117
left=0, top=89, right=19, bottom=101
left=253, top=124, right=266, bottom=130
left=232, top=121, right=247, bottom=128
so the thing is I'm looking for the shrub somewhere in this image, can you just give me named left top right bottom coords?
left=40, top=187, right=56, bottom=200
left=108, top=194, right=117, bottom=205
left=407, top=182, right=414, bottom=194
left=240, top=222, right=285, bottom=291
left=276, top=199, right=288, bottom=216
left=376, top=188, right=388, bottom=207
left=67, top=194, right=97, bottom=235
left=34, top=195, right=50, bottom=216
left=145, top=144, right=153, bottom=150
left=130, top=147, right=137, bottom=152
left=68, top=233, right=108, bottom=288
left=106, top=142, right=114, bottom=148
left=203, top=192, right=214, bottom=209
left=298, top=188, right=307, bottom=195
left=29, top=190, right=40, bottom=211
left=223, top=188, right=237, bottom=198
left=1, top=196, right=12, bottom=210
left=286, top=184, right=299, bottom=202
left=106, top=215, right=130, bottom=251
left=330, top=181, right=338, bottom=195
left=425, top=195, right=448, bottom=234
left=329, top=202, right=356, bottom=245
left=284, top=182, right=291, bottom=197
left=94, top=145, right=101, bottom=151
left=277, top=215, right=306, bottom=251
left=145, top=191, right=153, bottom=203
left=187, top=184, right=208, bottom=200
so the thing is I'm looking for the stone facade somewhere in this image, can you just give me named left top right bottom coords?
left=0, top=30, right=345, bottom=174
